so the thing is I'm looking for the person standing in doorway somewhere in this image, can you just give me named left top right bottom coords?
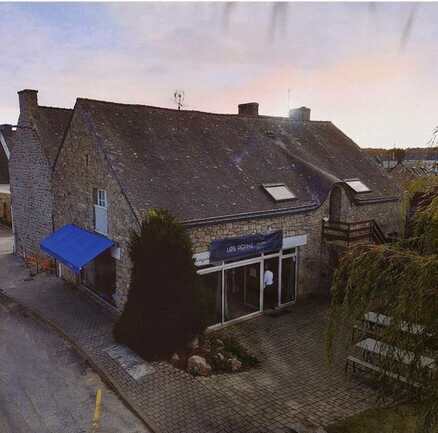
left=264, top=266, right=274, bottom=289
left=264, top=265, right=274, bottom=309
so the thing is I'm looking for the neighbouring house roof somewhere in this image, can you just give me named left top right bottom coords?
left=364, top=147, right=438, bottom=163
left=0, top=126, right=16, bottom=184
left=389, top=163, right=434, bottom=185
left=34, top=106, right=73, bottom=167
left=69, top=98, right=399, bottom=224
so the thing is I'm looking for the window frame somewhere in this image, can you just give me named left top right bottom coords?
left=262, top=183, right=296, bottom=202
left=344, top=179, right=371, bottom=194
left=96, top=189, right=108, bottom=208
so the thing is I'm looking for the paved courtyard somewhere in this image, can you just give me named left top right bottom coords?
left=0, top=226, right=377, bottom=433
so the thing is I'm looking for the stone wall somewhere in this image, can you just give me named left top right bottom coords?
left=9, top=126, right=54, bottom=257
left=335, top=186, right=401, bottom=235
left=0, top=192, right=11, bottom=226
left=53, top=109, right=140, bottom=309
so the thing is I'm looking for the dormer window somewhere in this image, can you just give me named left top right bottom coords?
left=344, top=179, right=371, bottom=193
left=263, top=183, right=296, bottom=201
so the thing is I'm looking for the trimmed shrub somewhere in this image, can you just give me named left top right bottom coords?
left=113, top=209, right=207, bottom=360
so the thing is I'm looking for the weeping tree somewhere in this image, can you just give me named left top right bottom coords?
left=327, top=177, right=438, bottom=433
left=113, top=209, right=207, bottom=360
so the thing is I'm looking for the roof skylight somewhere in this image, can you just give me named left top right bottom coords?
left=263, top=184, right=296, bottom=201
left=344, top=179, right=371, bottom=193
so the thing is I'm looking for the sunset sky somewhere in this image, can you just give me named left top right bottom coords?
left=0, top=2, right=437, bottom=148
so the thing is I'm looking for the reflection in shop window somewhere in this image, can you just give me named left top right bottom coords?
left=224, top=263, right=260, bottom=322
left=199, top=271, right=222, bottom=326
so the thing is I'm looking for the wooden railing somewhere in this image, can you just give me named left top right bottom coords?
left=322, top=219, right=387, bottom=246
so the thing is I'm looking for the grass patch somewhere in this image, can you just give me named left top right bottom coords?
left=326, top=405, right=417, bottom=433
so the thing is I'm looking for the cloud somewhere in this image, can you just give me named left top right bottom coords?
left=0, top=2, right=437, bottom=148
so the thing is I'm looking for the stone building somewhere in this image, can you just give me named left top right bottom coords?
left=0, top=124, right=16, bottom=227
left=7, top=90, right=72, bottom=257
left=10, top=90, right=401, bottom=328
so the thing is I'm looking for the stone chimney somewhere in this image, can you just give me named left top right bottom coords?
left=18, top=89, right=38, bottom=126
left=289, top=106, right=311, bottom=121
left=238, top=102, right=259, bottom=116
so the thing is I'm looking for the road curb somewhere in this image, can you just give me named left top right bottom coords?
left=0, top=290, right=159, bottom=433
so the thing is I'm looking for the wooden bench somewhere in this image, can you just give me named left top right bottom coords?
left=345, top=355, right=420, bottom=388
left=364, top=312, right=425, bottom=336
left=356, top=337, right=435, bottom=370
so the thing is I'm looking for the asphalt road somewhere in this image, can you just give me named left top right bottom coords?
left=0, top=226, right=149, bottom=433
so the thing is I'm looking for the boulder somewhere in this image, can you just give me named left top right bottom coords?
left=228, top=358, right=242, bottom=372
left=215, top=338, right=224, bottom=349
left=170, top=353, right=180, bottom=366
left=188, top=336, right=200, bottom=349
left=187, top=355, right=212, bottom=377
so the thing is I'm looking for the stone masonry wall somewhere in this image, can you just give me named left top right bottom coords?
left=336, top=186, right=401, bottom=235
left=53, top=109, right=140, bottom=309
left=9, top=126, right=54, bottom=257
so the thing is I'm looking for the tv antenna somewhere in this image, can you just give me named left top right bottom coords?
left=287, top=88, right=291, bottom=112
left=173, top=90, right=185, bottom=110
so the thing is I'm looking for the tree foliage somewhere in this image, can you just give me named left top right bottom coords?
left=113, top=209, right=207, bottom=361
left=327, top=177, right=438, bottom=433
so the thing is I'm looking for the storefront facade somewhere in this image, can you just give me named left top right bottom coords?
left=194, top=232, right=306, bottom=328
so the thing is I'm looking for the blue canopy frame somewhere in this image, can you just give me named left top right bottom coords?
left=40, top=224, right=114, bottom=274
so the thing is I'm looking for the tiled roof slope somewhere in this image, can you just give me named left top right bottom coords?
left=75, top=98, right=399, bottom=223
left=34, top=106, right=72, bottom=167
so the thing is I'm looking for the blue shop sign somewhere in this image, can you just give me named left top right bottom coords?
left=210, top=230, right=283, bottom=262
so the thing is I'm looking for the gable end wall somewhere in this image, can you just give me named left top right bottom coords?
left=9, top=126, right=54, bottom=257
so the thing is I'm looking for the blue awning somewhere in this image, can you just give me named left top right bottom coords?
left=40, top=224, right=114, bottom=273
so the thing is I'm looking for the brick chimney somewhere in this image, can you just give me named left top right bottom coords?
left=18, top=89, right=38, bottom=126
left=238, top=102, right=259, bottom=116
left=289, top=106, right=311, bottom=121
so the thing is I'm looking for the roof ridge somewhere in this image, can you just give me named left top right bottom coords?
left=76, top=97, right=330, bottom=122
left=38, top=105, right=72, bottom=112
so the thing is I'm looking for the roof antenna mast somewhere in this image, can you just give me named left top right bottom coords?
left=174, top=90, right=185, bottom=110
left=287, top=88, right=291, bottom=113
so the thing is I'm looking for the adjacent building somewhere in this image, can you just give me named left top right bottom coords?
left=8, top=90, right=72, bottom=256
left=0, top=124, right=16, bottom=227
left=9, top=90, right=401, bottom=328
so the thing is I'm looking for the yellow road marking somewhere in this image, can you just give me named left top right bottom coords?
left=91, top=389, right=102, bottom=433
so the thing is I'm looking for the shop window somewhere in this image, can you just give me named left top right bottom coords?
left=224, top=263, right=260, bottom=321
left=282, top=248, right=296, bottom=256
left=281, top=256, right=296, bottom=304
left=81, top=249, right=116, bottom=305
left=344, top=179, right=371, bottom=193
left=198, top=271, right=222, bottom=326
left=263, top=183, right=296, bottom=201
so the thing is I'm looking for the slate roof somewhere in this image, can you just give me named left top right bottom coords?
left=34, top=106, right=72, bottom=167
left=0, top=126, right=16, bottom=184
left=72, top=98, right=399, bottom=224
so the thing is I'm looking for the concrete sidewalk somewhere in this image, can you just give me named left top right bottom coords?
left=0, top=237, right=376, bottom=433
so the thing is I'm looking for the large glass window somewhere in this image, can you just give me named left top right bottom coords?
left=198, top=271, right=222, bottom=326
left=224, top=263, right=260, bottom=321
left=281, top=256, right=296, bottom=304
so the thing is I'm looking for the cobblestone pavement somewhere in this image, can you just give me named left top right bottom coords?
left=0, top=231, right=377, bottom=433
